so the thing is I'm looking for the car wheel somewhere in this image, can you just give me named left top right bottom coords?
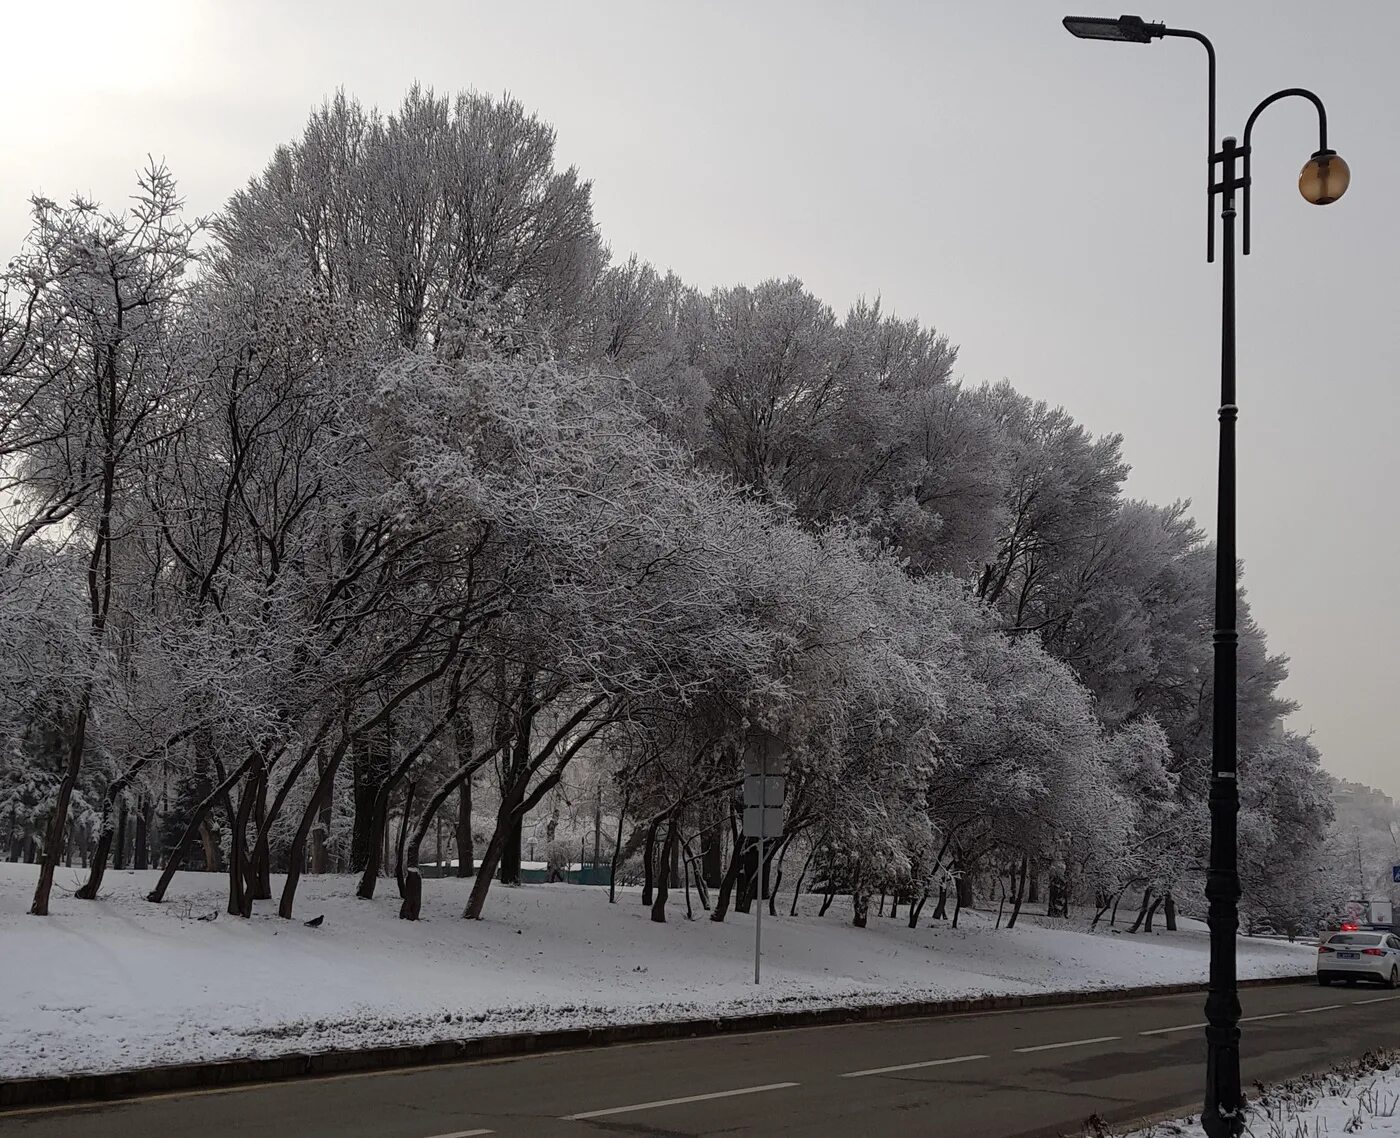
left=1388, top=966, right=1398, bottom=990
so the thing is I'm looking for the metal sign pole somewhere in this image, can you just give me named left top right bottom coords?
left=755, top=743, right=764, bottom=985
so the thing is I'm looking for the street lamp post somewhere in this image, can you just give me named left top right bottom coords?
left=1061, top=16, right=1349, bottom=1138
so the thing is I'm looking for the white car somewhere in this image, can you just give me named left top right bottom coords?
left=1317, top=929, right=1400, bottom=987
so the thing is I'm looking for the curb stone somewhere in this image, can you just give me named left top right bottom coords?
left=0, top=973, right=1312, bottom=1110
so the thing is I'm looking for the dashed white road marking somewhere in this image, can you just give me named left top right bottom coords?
left=1353, top=995, right=1400, bottom=1005
left=423, top=1130, right=493, bottom=1137
left=842, top=1054, right=988, bottom=1078
left=1293, top=1004, right=1343, bottom=1014
left=561, top=1082, right=800, bottom=1121
left=1139, top=1022, right=1207, bottom=1036
left=1241, top=1012, right=1290, bottom=1021
left=1014, top=1035, right=1120, bottom=1054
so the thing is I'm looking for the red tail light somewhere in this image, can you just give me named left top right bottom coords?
left=1318, top=944, right=1334, bottom=953
left=1363, top=948, right=1386, bottom=956
left=1342, top=923, right=1359, bottom=931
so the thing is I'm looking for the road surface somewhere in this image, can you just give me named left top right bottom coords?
left=3, top=981, right=1393, bottom=1137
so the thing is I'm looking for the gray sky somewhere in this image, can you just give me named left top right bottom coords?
left=4, top=1, right=1395, bottom=795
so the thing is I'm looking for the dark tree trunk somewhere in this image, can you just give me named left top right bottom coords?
left=250, top=765, right=272, bottom=900
left=641, top=812, right=664, bottom=907
left=132, top=796, right=148, bottom=871
left=909, top=891, right=928, bottom=928
left=852, top=884, right=869, bottom=929
left=137, top=796, right=156, bottom=871
left=790, top=846, right=815, bottom=918
left=395, top=781, right=416, bottom=897
left=113, top=798, right=128, bottom=871
left=1128, top=887, right=1156, bottom=934
left=819, top=877, right=838, bottom=917
left=608, top=789, right=631, bottom=904
left=709, top=829, right=744, bottom=923
left=350, top=729, right=392, bottom=874
left=228, top=773, right=257, bottom=918
left=956, top=868, right=974, bottom=909
left=456, top=780, right=473, bottom=877
left=1164, top=890, right=1178, bottom=931
left=932, top=885, right=948, bottom=920
left=1143, top=895, right=1163, bottom=933
left=1046, top=870, right=1069, bottom=919
left=701, top=820, right=723, bottom=888
left=650, top=812, right=679, bottom=923
left=1027, top=862, right=1040, bottom=905
left=952, top=879, right=964, bottom=928
left=1007, top=853, right=1029, bottom=929
left=30, top=699, right=90, bottom=916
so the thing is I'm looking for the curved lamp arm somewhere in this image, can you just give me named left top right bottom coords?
left=1161, top=28, right=1218, bottom=262
left=1241, top=88, right=1330, bottom=255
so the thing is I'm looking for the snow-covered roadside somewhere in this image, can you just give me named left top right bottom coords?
left=1124, top=1051, right=1400, bottom=1136
left=0, top=862, right=1314, bottom=1081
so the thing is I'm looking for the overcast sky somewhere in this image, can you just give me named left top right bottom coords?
left=4, top=0, right=1395, bottom=796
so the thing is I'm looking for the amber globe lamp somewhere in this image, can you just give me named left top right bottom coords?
left=1299, top=149, right=1350, bottom=205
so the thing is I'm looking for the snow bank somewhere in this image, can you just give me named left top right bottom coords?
left=0, top=862, right=1314, bottom=1080
left=1127, top=1051, right=1400, bottom=1136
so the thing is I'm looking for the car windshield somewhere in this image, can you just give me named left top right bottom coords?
left=1328, top=933, right=1383, bottom=946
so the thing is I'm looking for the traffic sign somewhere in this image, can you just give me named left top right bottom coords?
left=744, top=775, right=785, bottom=807
left=743, top=805, right=784, bottom=839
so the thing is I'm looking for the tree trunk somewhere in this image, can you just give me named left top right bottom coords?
left=701, top=821, right=723, bottom=888
left=852, top=884, right=870, bottom=929
left=1164, top=890, right=1177, bottom=931
left=1027, top=862, right=1040, bottom=905
left=790, top=846, right=816, bottom=918
left=909, top=891, right=928, bottom=928
left=134, top=795, right=153, bottom=871
left=228, top=772, right=257, bottom=918
left=641, top=812, right=664, bottom=907
left=395, top=781, right=416, bottom=898
left=650, top=812, right=679, bottom=923
left=932, top=885, right=948, bottom=920
left=1128, top=887, right=1156, bottom=934
left=250, top=765, right=272, bottom=900
left=113, top=797, right=128, bottom=872
left=30, top=698, right=91, bottom=916
left=709, top=828, right=744, bottom=923
left=1143, top=895, right=1163, bottom=933
left=1007, top=853, right=1029, bottom=929
left=819, top=877, right=838, bottom=917
left=608, top=789, right=631, bottom=904
left=350, top=727, right=392, bottom=874
left=1046, top=870, right=1069, bottom=919
left=278, top=738, right=350, bottom=920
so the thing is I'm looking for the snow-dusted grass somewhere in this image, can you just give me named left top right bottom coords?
left=1124, top=1050, right=1400, bottom=1136
left=0, top=861, right=1314, bottom=1080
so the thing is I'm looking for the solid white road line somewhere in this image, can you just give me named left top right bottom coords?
left=1354, top=995, right=1400, bottom=1004
left=1293, top=1004, right=1343, bottom=1014
left=1241, top=1012, right=1290, bottom=1021
left=1013, top=1035, right=1120, bottom=1054
left=1139, top=1022, right=1207, bottom=1036
left=841, top=1054, right=988, bottom=1078
left=561, top=1082, right=800, bottom=1121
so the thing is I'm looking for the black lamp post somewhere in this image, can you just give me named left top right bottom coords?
left=1062, top=16, right=1349, bottom=1138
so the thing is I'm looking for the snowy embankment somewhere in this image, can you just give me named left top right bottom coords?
left=1126, top=1051, right=1400, bottom=1136
left=0, top=862, right=1314, bottom=1081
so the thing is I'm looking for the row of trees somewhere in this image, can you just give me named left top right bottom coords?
left=0, top=86, right=1337, bottom=935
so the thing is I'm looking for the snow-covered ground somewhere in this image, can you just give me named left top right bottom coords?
left=0, top=862, right=1314, bottom=1081
left=1127, top=1051, right=1400, bottom=1136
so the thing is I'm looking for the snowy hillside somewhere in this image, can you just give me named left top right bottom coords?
left=0, top=863, right=1314, bottom=1081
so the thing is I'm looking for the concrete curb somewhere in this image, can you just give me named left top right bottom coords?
left=0, top=973, right=1312, bottom=1111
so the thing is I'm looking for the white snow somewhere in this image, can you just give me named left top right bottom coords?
left=0, top=862, right=1315, bottom=1080
left=1128, top=1054, right=1400, bottom=1136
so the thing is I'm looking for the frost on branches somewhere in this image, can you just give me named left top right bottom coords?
left=0, top=86, right=1342, bottom=953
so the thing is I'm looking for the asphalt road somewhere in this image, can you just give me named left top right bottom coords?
left=3, top=981, right=1395, bottom=1138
